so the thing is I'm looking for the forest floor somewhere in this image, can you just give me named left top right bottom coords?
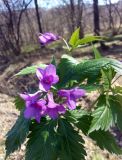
left=0, top=40, right=122, bottom=160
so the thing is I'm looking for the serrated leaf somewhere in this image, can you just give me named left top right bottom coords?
left=74, top=114, right=122, bottom=154
left=89, top=130, right=122, bottom=154
left=76, top=58, right=110, bottom=83
left=109, top=95, right=122, bottom=131
left=110, top=59, right=122, bottom=75
left=58, top=118, right=86, bottom=160
left=101, top=67, right=115, bottom=91
left=76, top=115, right=92, bottom=134
left=65, top=109, right=88, bottom=123
left=89, top=94, right=122, bottom=133
left=14, top=96, right=25, bottom=111
left=26, top=118, right=86, bottom=160
left=58, top=55, right=122, bottom=88
left=25, top=120, right=59, bottom=160
left=58, top=55, right=110, bottom=87
left=16, top=64, right=46, bottom=76
left=5, top=111, right=30, bottom=159
left=69, top=28, right=80, bottom=47
left=101, top=69, right=110, bottom=90
left=89, top=95, right=114, bottom=133
left=57, top=55, right=78, bottom=87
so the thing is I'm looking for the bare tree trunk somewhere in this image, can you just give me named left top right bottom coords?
left=108, top=0, right=113, bottom=29
left=105, top=0, right=122, bottom=35
left=93, top=0, right=100, bottom=36
left=34, top=0, right=43, bottom=33
left=70, top=0, right=75, bottom=33
left=105, top=0, right=114, bottom=30
left=77, top=0, right=84, bottom=38
left=93, top=0, right=108, bottom=50
left=16, top=0, right=33, bottom=53
left=2, top=0, right=33, bottom=56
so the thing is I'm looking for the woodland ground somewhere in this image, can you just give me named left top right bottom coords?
left=0, top=40, right=122, bottom=160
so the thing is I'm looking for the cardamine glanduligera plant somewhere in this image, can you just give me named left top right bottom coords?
left=5, top=28, right=122, bottom=160
left=20, top=64, right=85, bottom=122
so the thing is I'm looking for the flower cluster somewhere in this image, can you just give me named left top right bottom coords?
left=20, top=64, right=85, bottom=123
left=38, top=32, right=60, bottom=45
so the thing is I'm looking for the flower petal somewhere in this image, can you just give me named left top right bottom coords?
left=47, top=92, right=54, bottom=102
left=58, top=89, right=70, bottom=98
left=24, top=107, right=36, bottom=119
left=36, top=100, right=47, bottom=115
left=57, top=105, right=66, bottom=114
left=25, top=101, right=32, bottom=108
left=37, top=99, right=46, bottom=105
left=70, top=88, right=86, bottom=99
left=39, top=35, right=48, bottom=43
left=39, top=32, right=60, bottom=45
left=44, top=34, right=52, bottom=40
left=67, top=99, right=76, bottom=110
left=20, top=93, right=30, bottom=101
left=30, top=92, right=41, bottom=101
left=39, top=81, right=51, bottom=91
left=44, top=32, right=59, bottom=41
left=52, top=75, right=59, bottom=84
left=44, top=64, right=56, bottom=76
left=20, top=92, right=40, bottom=102
left=48, top=101, right=57, bottom=109
left=36, top=68, right=44, bottom=80
left=47, top=108, right=58, bottom=119
left=35, top=113, right=41, bottom=123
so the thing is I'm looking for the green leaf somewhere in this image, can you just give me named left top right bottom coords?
left=89, top=130, right=122, bottom=154
left=75, top=36, right=103, bottom=47
left=76, top=115, right=92, bottom=134
left=92, top=45, right=102, bottom=59
left=5, top=111, right=30, bottom=159
left=16, top=64, right=46, bottom=76
left=75, top=114, right=122, bottom=154
left=89, top=95, right=114, bottom=133
left=14, top=96, right=25, bottom=111
left=51, top=55, right=57, bottom=66
left=114, top=86, right=122, bottom=94
left=57, top=55, right=78, bottom=87
left=101, top=69, right=110, bottom=90
left=58, top=55, right=110, bottom=87
left=69, top=28, right=80, bottom=47
left=89, top=95, right=122, bottom=133
left=65, top=109, right=88, bottom=123
left=58, top=55, right=122, bottom=88
left=76, top=58, right=110, bottom=83
left=110, top=59, right=122, bottom=75
left=25, top=120, right=59, bottom=160
left=79, top=84, right=102, bottom=92
left=109, top=95, right=122, bottom=131
left=116, top=94, right=122, bottom=104
left=101, top=67, right=115, bottom=91
left=26, top=118, right=86, bottom=160
left=58, top=118, right=86, bottom=160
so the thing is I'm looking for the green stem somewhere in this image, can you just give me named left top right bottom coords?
left=62, top=38, right=70, bottom=51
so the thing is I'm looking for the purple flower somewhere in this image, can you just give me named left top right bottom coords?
left=36, top=64, right=59, bottom=92
left=58, top=88, right=86, bottom=110
left=39, top=32, right=60, bottom=45
left=20, top=92, right=47, bottom=123
left=47, top=92, right=66, bottom=119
